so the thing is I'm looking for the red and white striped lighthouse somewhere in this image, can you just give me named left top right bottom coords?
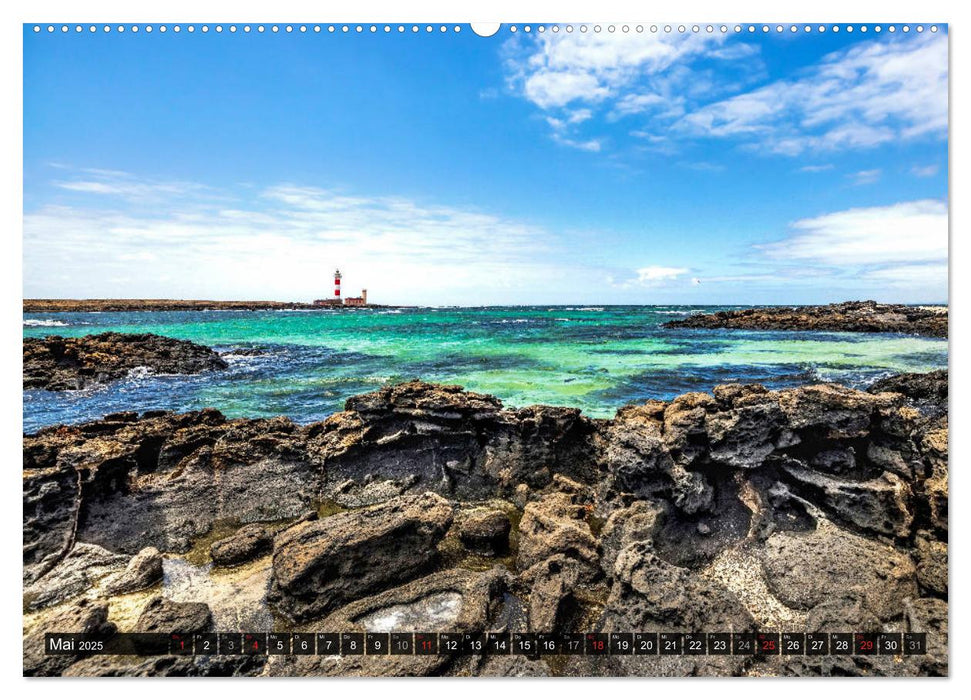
left=334, top=268, right=342, bottom=300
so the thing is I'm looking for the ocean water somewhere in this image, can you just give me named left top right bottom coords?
left=22, top=306, right=948, bottom=433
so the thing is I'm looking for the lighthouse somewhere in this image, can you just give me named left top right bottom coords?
left=313, top=268, right=368, bottom=307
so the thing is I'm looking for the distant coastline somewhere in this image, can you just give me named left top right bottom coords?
left=22, top=299, right=401, bottom=313
left=23, top=299, right=948, bottom=314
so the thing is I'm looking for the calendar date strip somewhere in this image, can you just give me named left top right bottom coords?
left=45, top=631, right=927, bottom=657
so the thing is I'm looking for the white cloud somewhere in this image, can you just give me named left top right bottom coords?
left=636, top=265, right=690, bottom=283
left=53, top=168, right=213, bottom=201
left=862, top=262, right=948, bottom=287
left=504, top=30, right=736, bottom=150
left=546, top=109, right=602, bottom=150
left=24, top=176, right=589, bottom=304
left=679, top=201, right=949, bottom=301
left=798, top=164, right=834, bottom=173
left=550, top=132, right=602, bottom=152
left=848, top=169, right=882, bottom=185
left=505, top=30, right=945, bottom=157
left=611, top=92, right=683, bottom=119
left=523, top=70, right=611, bottom=110
left=758, top=199, right=947, bottom=266
left=911, top=164, right=940, bottom=177
left=509, top=31, right=727, bottom=110
left=679, top=32, right=947, bottom=155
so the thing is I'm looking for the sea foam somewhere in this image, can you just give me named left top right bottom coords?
left=23, top=319, right=70, bottom=327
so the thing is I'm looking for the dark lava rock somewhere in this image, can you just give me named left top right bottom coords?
left=904, top=597, right=949, bottom=675
left=23, top=409, right=321, bottom=558
left=664, top=300, right=947, bottom=337
left=210, top=524, right=273, bottom=566
left=479, top=656, right=551, bottom=677
left=21, top=375, right=949, bottom=676
left=458, top=509, right=511, bottom=554
left=607, top=541, right=755, bottom=631
left=135, top=596, right=213, bottom=635
left=103, top=546, right=163, bottom=594
left=519, top=554, right=592, bottom=633
left=869, top=368, right=948, bottom=401
left=780, top=460, right=914, bottom=538
left=517, top=488, right=598, bottom=575
left=565, top=541, right=755, bottom=677
left=23, top=599, right=115, bottom=676
left=599, top=501, right=664, bottom=576
left=63, top=653, right=266, bottom=677
left=268, top=492, right=454, bottom=621
left=921, top=426, right=949, bottom=535
left=804, top=590, right=883, bottom=632
left=761, top=527, right=917, bottom=620
left=24, top=543, right=127, bottom=609
left=869, top=369, right=948, bottom=417
left=24, top=332, right=228, bottom=391
left=308, top=380, right=599, bottom=499
left=267, top=568, right=509, bottom=677
left=913, top=530, right=948, bottom=596
left=23, top=454, right=82, bottom=584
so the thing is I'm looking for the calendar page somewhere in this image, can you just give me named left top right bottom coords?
left=22, top=21, right=948, bottom=678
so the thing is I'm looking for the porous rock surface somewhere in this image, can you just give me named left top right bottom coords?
left=210, top=525, right=274, bottom=567
left=24, top=332, right=228, bottom=390
left=664, top=301, right=947, bottom=337
left=22, top=374, right=948, bottom=676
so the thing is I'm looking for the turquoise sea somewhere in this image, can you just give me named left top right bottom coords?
left=22, top=306, right=948, bottom=433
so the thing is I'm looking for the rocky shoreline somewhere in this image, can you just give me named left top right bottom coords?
left=24, top=299, right=318, bottom=312
left=24, top=299, right=400, bottom=312
left=24, top=333, right=228, bottom=391
left=664, top=301, right=948, bottom=338
left=23, top=374, right=948, bottom=677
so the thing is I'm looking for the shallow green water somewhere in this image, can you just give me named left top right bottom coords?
left=23, top=306, right=947, bottom=431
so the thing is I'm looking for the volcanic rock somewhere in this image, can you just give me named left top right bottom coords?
left=517, top=489, right=598, bottom=575
left=210, top=525, right=273, bottom=566
left=265, top=568, right=509, bottom=677
left=23, top=599, right=115, bottom=676
left=62, top=653, right=266, bottom=677
left=921, top=426, right=949, bottom=534
left=22, top=409, right=322, bottom=557
left=761, top=525, right=917, bottom=620
left=134, top=596, right=213, bottom=635
left=24, top=332, right=228, bottom=391
left=23, top=457, right=82, bottom=584
left=605, top=541, right=755, bottom=631
left=458, top=509, right=511, bottom=554
left=519, top=554, right=590, bottom=632
left=269, top=492, right=454, bottom=621
left=664, top=300, right=947, bottom=337
left=904, top=597, right=948, bottom=675
left=804, top=590, right=883, bottom=632
left=308, top=381, right=598, bottom=499
left=103, top=547, right=164, bottom=594
left=21, top=372, right=949, bottom=676
left=780, top=461, right=914, bottom=538
left=913, top=530, right=948, bottom=596
left=24, top=543, right=128, bottom=609
left=599, top=500, right=664, bottom=576
left=869, top=369, right=948, bottom=416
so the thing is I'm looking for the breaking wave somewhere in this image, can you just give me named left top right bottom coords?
left=23, top=319, right=71, bottom=327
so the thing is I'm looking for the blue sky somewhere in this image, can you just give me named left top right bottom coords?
left=24, top=24, right=948, bottom=305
